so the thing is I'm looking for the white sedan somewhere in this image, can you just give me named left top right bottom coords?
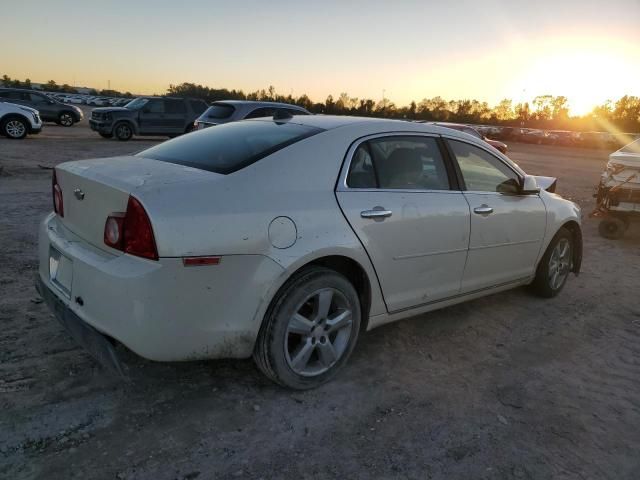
left=37, top=115, right=582, bottom=388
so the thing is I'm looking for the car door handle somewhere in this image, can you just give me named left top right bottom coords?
left=473, top=206, right=494, bottom=215
left=361, top=208, right=393, bottom=219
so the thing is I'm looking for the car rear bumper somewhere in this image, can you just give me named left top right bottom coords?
left=35, top=275, right=127, bottom=376
left=38, top=213, right=285, bottom=362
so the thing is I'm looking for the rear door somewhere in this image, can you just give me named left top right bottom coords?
left=445, top=138, right=547, bottom=292
left=336, top=134, right=470, bottom=312
left=163, top=99, right=188, bottom=133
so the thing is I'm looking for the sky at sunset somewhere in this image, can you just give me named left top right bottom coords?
left=3, top=0, right=639, bottom=115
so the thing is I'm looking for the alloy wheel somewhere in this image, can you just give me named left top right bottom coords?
left=5, top=120, right=26, bottom=138
left=116, top=124, right=132, bottom=139
left=284, top=288, right=353, bottom=377
left=60, top=113, right=73, bottom=126
left=548, top=238, right=571, bottom=290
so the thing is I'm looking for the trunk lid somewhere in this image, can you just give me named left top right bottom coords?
left=55, top=156, right=216, bottom=252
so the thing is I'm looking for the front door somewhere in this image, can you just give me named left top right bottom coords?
left=336, top=135, right=470, bottom=312
left=138, top=99, right=167, bottom=134
left=446, top=139, right=547, bottom=292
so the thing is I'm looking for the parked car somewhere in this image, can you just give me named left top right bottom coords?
left=0, top=101, right=43, bottom=139
left=0, top=88, right=83, bottom=126
left=194, top=100, right=310, bottom=130
left=432, top=122, right=508, bottom=154
left=37, top=115, right=582, bottom=388
left=544, top=130, right=578, bottom=147
left=89, top=96, right=209, bottom=140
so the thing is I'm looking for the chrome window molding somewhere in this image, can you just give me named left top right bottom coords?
left=336, top=131, right=453, bottom=194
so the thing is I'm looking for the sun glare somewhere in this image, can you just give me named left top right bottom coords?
left=513, top=38, right=639, bottom=116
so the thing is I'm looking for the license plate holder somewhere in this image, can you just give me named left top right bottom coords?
left=49, top=246, right=73, bottom=298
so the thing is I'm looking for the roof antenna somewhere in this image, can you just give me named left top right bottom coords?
left=273, top=109, right=293, bottom=121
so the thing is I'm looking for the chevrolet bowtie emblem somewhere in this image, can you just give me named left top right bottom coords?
left=74, top=188, right=85, bottom=200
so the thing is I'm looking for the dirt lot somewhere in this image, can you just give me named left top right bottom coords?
left=1, top=117, right=639, bottom=480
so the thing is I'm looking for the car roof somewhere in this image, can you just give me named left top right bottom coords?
left=212, top=100, right=308, bottom=109
left=250, top=114, right=470, bottom=136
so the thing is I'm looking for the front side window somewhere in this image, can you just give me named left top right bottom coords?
left=347, top=136, right=450, bottom=190
left=125, top=98, right=149, bottom=110
left=28, top=93, right=48, bottom=104
left=448, top=140, right=519, bottom=192
left=145, top=99, right=164, bottom=114
left=137, top=120, right=324, bottom=174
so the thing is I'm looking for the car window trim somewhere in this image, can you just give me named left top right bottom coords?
left=441, top=135, right=526, bottom=194
left=336, top=132, right=461, bottom=194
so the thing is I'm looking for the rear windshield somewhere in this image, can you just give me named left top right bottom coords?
left=137, top=120, right=324, bottom=174
left=205, top=103, right=236, bottom=119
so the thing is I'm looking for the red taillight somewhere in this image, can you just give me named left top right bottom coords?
left=52, top=170, right=64, bottom=217
left=104, top=196, right=158, bottom=261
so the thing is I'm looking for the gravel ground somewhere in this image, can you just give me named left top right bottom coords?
left=1, top=118, right=639, bottom=480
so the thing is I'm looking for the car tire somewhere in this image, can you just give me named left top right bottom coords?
left=99, top=132, right=113, bottom=139
left=1, top=116, right=28, bottom=139
left=254, top=266, right=361, bottom=389
left=58, top=112, right=75, bottom=127
left=531, top=227, right=573, bottom=298
left=114, top=122, right=133, bottom=141
left=598, top=217, right=626, bottom=240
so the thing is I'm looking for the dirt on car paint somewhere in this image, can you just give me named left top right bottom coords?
left=1, top=117, right=640, bottom=479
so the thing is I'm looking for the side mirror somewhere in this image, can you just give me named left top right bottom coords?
left=496, top=178, right=521, bottom=195
left=142, top=107, right=150, bottom=113
left=520, top=175, right=540, bottom=195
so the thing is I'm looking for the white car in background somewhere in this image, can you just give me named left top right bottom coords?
left=37, top=115, right=582, bottom=388
left=0, top=101, right=43, bottom=139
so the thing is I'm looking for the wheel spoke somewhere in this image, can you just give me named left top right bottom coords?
left=290, top=339, right=314, bottom=371
left=316, top=290, right=333, bottom=320
left=317, top=339, right=337, bottom=367
left=550, top=270, right=559, bottom=289
left=326, top=310, right=352, bottom=333
left=288, top=313, right=314, bottom=335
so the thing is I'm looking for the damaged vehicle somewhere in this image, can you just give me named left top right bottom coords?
left=592, top=138, right=640, bottom=239
left=36, top=115, right=582, bottom=389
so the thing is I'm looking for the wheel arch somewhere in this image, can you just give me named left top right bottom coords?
left=1, top=112, right=30, bottom=126
left=0, top=113, right=31, bottom=135
left=561, top=220, right=582, bottom=274
left=260, top=253, right=375, bottom=335
left=113, top=118, right=138, bottom=135
left=60, top=109, right=78, bottom=121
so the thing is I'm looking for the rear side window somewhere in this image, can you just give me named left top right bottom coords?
left=165, top=99, right=186, bottom=114
left=137, top=120, right=324, bottom=174
left=0, top=91, right=22, bottom=100
left=245, top=107, right=276, bottom=119
left=347, top=136, right=451, bottom=190
left=189, top=100, right=207, bottom=114
left=205, top=103, right=235, bottom=119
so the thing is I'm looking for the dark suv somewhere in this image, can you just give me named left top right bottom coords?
left=90, top=97, right=208, bottom=141
left=0, top=88, right=83, bottom=126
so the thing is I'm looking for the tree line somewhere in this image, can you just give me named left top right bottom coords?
left=2, top=74, right=638, bottom=132
left=169, top=83, right=639, bottom=133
